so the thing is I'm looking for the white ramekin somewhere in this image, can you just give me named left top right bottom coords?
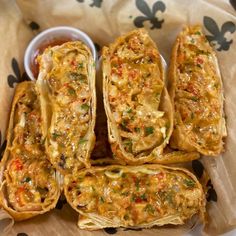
left=24, top=26, right=97, bottom=80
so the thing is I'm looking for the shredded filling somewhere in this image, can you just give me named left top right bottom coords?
left=107, top=33, right=169, bottom=157
left=5, top=85, right=58, bottom=211
left=175, top=26, right=223, bottom=151
left=66, top=167, right=202, bottom=226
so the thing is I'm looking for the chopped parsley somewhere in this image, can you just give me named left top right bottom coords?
left=81, top=104, right=90, bottom=110
left=134, top=127, right=141, bottom=133
left=78, top=63, right=83, bottom=69
left=121, top=173, right=127, bottom=178
left=165, top=192, right=174, bottom=204
left=120, top=120, right=129, bottom=132
left=184, top=179, right=195, bottom=188
left=190, top=96, right=198, bottom=102
left=22, top=177, right=31, bottom=183
left=78, top=138, right=88, bottom=144
left=52, top=132, right=61, bottom=139
left=140, top=193, right=147, bottom=200
left=69, top=72, right=86, bottom=82
left=195, top=31, right=201, bottom=35
left=135, top=179, right=140, bottom=191
left=123, top=139, right=132, bottom=152
left=121, top=191, right=129, bottom=196
left=99, top=196, right=105, bottom=203
left=196, top=64, right=202, bottom=68
left=191, top=112, right=195, bottom=119
left=131, top=194, right=136, bottom=202
left=126, top=108, right=132, bottom=113
left=144, top=204, right=155, bottom=214
left=68, top=88, right=76, bottom=95
left=145, top=126, right=154, bottom=135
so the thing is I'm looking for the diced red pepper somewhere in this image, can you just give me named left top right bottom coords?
left=12, top=159, right=23, bottom=171
left=156, top=172, right=164, bottom=180
left=135, top=197, right=142, bottom=203
left=196, top=58, right=203, bottom=64
left=70, top=60, right=77, bottom=69
left=129, top=70, right=138, bottom=79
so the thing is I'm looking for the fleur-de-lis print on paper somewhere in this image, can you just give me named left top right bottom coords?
left=192, top=160, right=217, bottom=202
left=229, top=0, right=236, bottom=11
left=134, top=0, right=166, bottom=30
left=29, top=21, right=40, bottom=31
left=90, top=0, right=102, bottom=7
left=7, top=58, right=29, bottom=88
left=204, top=16, right=236, bottom=51
left=0, top=130, right=7, bottom=161
left=76, top=0, right=103, bottom=8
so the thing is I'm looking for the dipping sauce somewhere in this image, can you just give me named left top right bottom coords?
left=31, top=37, right=72, bottom=78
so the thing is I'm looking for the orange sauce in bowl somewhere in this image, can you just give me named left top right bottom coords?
left=31, top=37, right=72, bottom=79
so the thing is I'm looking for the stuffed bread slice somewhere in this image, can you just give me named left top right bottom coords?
left=37, top=41, right=96, bottom=174
left=103, top=29, right=173, bottom=164
left=0, top=82, right=60, bottom=221
left=169, top=25, right=227, bottom=156
left=64, top=164, right=205, bottom=230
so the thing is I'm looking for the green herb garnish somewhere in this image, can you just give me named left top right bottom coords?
left=131, top=194, right=136, bottom=202
left=165, top=192, right=174, bottom=204
left=184, top=179, right=195, bottom=188
left=68, top=88, right=76, bottom=95
left=127, top=108, right=132, bottom=113
left=134, top=127, right=141, bottom=133
left=121, top=173, right=127, bottom=178
left=81, top=104, right=90, bottom=110
left=135, top=179, right=140, bottom=191
left=144, top=204, right=155, bottom=214
left=195, top=31, right=201, bottom=35
left=196, top=64, right=202, bottom=68
left=79, top=138, right=88, bottom=144
left=69, top=72, right=86, bottom=82
left=52, top=133, right=61, bottom=139
left=121, top=120, right=129, bottom=132
left=121, top=191, right=129, bottom=196
left=100, top=196, right=105, bottom=203
left=191, top=96, right=198, bottom=102
left=145, top=126, right=154, bottom=135
left=191, top=112, right=195, bottom=119
left=23, top=177, right=31, bottom=183
left=140, top=193, right=147, bottom=200
left=123, top=139, right=132, bottom=152
left=78, top=63, right=83, bottom=69
left=91, top=186, right=96, bottom=192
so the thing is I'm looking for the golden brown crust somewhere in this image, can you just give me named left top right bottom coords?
left=0, top=81, right=60, bottom=221
left=36, top=41, right=96, bottom=174
left=168, top=25, right=226, bottom=156
left=64, top=164, right=206, bottom=230
left=103, top=29, right=173, bottom=164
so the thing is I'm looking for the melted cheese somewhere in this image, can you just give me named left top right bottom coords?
left=173, top=25, right=225, bottom=154
left=38, top=41, right=95, bottom=173
left=106, top=31, right=169, bottom=157
left=5, top=83, right=59, bottom=212
left=65, top=166, right=204, bottom=227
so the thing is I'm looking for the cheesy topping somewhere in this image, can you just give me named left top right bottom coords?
left=38, top=41, right=95, bottom=173
left=173, top=26, right=224, bottom=154
left=105, top=30, right=169, bottom=157
left=5, top=84, right=59, bottom=212
left=65, top=166, right=203, bottom=227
